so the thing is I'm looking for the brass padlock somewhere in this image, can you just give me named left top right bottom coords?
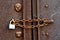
left=9, top=19, right=15, bottom=29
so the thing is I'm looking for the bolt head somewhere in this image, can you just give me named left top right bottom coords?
left=45, top=33, right=49, bottom=36
left=15, top=31, right=22, bottom=38
left=45, top=4, right=49, bottom=8
left=14, top=3, right=22, bottom=12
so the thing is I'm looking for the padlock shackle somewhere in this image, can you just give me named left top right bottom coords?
left=10, top=19, right=15, bottom=24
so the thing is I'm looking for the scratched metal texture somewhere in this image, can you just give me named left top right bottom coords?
left=0, top=0, right=60, bottom=40
left=32, top=0, right=60, bottom=40
left=38, top=0, right=60, bottom=40
left=0, top=0, right=23, bottom=40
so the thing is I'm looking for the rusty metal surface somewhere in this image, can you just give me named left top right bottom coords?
left=0, top=0, right=23, bottom=40
left=0, top=0, right=60, bottom=40
left=23, top=0, right=32, bottom=40
left=32, top=0, right=60, bottom=40
left=38, top=0, right=60, bottom=40
left=32, top=0, right=38, bottom=40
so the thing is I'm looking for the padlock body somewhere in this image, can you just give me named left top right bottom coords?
left=9, top=24, right=15, bottom=29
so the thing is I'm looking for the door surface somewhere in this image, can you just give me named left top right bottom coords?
left=0, top=0, right=60, bottom=40
left=0, top=0, right=23, bottom=40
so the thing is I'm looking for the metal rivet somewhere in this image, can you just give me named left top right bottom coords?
left=15, top=31, right=22, bottom=38
left=45, top=4, right=49, bottom=8
left=45, top=33, right=49, bottom=36
left=14, top=3, right=22, bottom=12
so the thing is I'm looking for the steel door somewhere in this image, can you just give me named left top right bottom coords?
left=33, top=0, right=60, bottom=40
left=0, top=0, right=23, bottom=40
left=0, top=0, right=32, bottom=40
left=0, top=0, right=60, bottom=40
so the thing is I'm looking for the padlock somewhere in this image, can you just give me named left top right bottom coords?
left=9, top=19, right=15, bottom=29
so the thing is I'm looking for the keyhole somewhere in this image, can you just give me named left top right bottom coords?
left=11, top=21, right=14, bottom=24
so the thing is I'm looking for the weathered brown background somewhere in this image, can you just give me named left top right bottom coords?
left=0, top=0, right=60, bottom=40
